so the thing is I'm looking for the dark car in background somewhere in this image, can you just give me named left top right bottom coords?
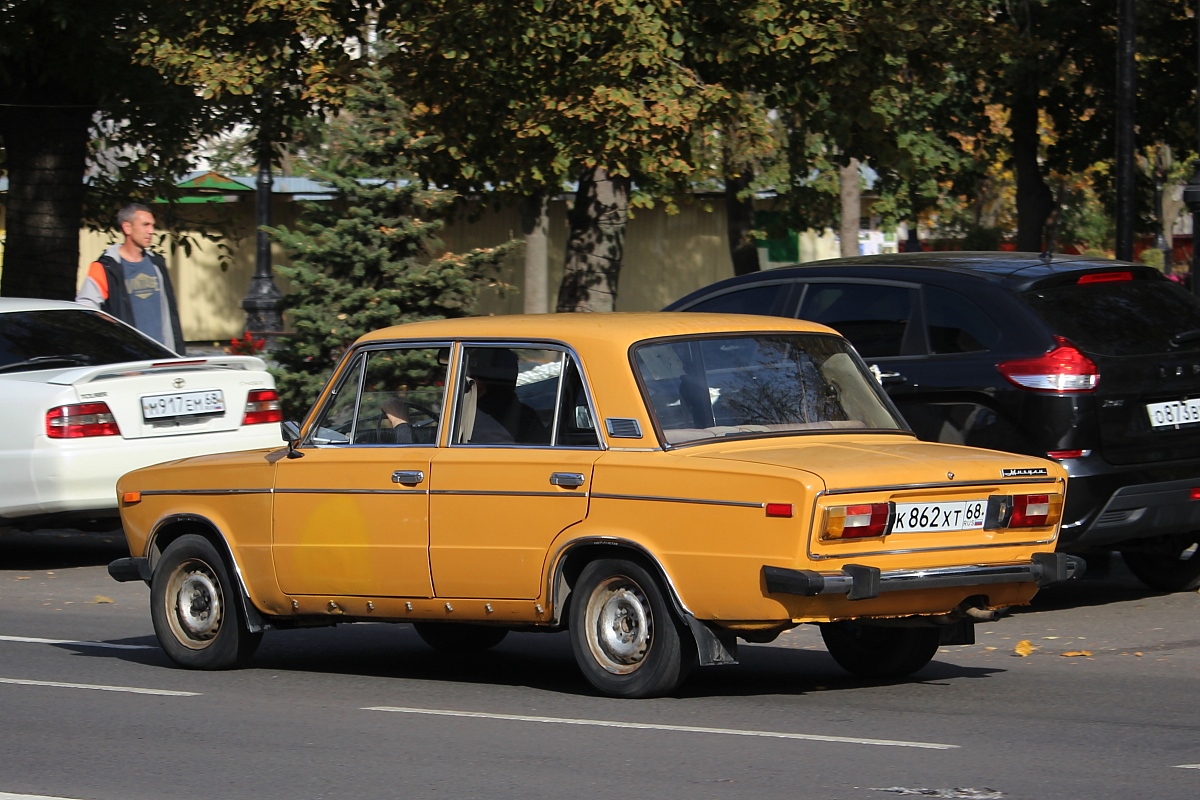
left=667, top=252, right=1200, bottom=592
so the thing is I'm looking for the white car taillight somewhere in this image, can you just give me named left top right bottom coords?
left=243, top=389, right=282, bottom=425
left=46, top=402, right=121, bottom=439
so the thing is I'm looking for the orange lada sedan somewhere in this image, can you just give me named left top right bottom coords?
left=109, top=313, right=1082, bottom=698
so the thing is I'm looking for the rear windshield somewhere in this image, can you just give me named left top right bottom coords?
left=632, top=333, right=906, bottom=446
left=1022, top=279, right=1200, bottom=356
left=0, top=309, right=176, bottom=373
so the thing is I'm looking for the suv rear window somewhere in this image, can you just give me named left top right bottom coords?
left=0, top=309, right=175, bottom=373
left=1022, top=279, right=1200, bottom=356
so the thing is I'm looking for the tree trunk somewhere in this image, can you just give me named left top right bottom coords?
left=839, top=158, right=861, bottom=258
left=0, top=103, right=92, bottom=300
left=518, top=192, right=550, bottom=313
left=725, top=168, right=760, bottom=276
left=1010, top=82, right=1055, bottom=253
left=556, top=167, right=629, bottom=313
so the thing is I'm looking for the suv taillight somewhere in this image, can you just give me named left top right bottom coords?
left=997, top=337, right=1098, bottom=393
left=46, top=402, right=121, bottom=438
left=243, top=389, right=282, bottom=425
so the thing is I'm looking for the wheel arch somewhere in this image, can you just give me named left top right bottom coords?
left=147, top=514, right=268, bottom=633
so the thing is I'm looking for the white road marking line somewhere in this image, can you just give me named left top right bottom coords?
left=0, top=793, right=89, bottom=800
left=0, top=677, right=197, bottom=697
left=0, top=635, right=154, bottom=651
left=363, top=706, right=958, bottom=750
left=1175, top=764, right=1200, bottom=769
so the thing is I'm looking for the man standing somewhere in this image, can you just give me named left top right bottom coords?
left=76, top=203, right=186, bottom=354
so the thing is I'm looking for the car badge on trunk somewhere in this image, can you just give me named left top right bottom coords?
left=1002, top=467, right=1048, bottom=477
left=172, top=378, right=186, bottom=389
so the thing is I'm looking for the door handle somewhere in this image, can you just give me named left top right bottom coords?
left=868, top=364, right=906, bottom=385
left=549, top=472, right=586, bottom=488
left=392, top=470, right=425, bottom=486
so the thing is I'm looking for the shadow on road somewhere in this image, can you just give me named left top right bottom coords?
left=0, top=528, right=127, bottom=570
left=1015, top=551, right=1163, bottom=614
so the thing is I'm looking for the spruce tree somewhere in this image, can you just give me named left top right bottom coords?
left=269, top=64, right=512, bottom=418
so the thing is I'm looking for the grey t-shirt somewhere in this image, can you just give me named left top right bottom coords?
left=123, top=255, right=172, bottom=349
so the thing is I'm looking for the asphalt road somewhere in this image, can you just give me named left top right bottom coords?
left=1, top=529, right=1197, bottom=800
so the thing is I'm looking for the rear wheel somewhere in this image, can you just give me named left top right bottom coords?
left=569, top=558, right=693, bottom=698
left=413, top=623, right=508, bottom=653
left=1121, top=534, right=1200, bottom=592
left=150, top=534, right=261, bottom=669
left=819, top=621, right=941, bottom=679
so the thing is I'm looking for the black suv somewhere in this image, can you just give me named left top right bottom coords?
left=666, top=252, right=1200, bottom=591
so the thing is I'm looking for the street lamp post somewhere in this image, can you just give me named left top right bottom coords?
left=241, top=139, right=284, bottom=347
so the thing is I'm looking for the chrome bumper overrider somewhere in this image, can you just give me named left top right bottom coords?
left=763, top=553, right=1086, bottom=601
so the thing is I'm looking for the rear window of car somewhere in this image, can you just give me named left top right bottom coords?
left=0, top=309, right=176, bottom=373
left=1022, top=279, right=1200, bottom=356
left=632, top=333, right=906, bottom=446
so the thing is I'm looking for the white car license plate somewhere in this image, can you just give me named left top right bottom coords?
left=892, top=500, right=986, bottom=533
left=1145, top=398, right=1200, bottom=428
left=142, top=390, right=225, bottom=420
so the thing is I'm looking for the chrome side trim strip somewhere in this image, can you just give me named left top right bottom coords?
left=428, top=489, right=584, bottom=499
left=274, top=488, right=426, bottom=495
left=591, top=492, right=764, bottom=509
left=139, top=488, right=272, bottom=496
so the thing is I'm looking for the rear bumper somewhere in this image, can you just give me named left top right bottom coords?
left=763, top=553, right=1085, bottom=601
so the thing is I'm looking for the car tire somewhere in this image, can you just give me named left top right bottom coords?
left=819, top=621, right=941, bottom=679
left=569, top=558, right=693, bottom=699
left=413, top=623, right=508, bottom=653
left=150, top=534, right=262, bottom=669
left=1121, top=534, right=1200, bottom=592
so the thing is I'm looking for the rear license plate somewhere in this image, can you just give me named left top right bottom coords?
left=142, top=390, right=225, bottom=420
left=892, top=500, right=986, bottom=533
left=1145, top=399, right=1200, bottom=428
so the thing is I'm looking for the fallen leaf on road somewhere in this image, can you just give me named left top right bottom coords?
left=1135, top=652, right=1143, bottom=657
left=1015, top=640, right=1036, bottom=657
left=15, top=576, right=30, bottom=581
left=91, top=596, right=114, bottom=604
left=1060, top=650, right=1093, bottom=657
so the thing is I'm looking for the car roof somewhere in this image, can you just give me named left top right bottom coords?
left=666, top=251, right=1159, bottom=306
left=0, top=297, right=92, bottom=313
left=359, top=311, right=839, bottom=348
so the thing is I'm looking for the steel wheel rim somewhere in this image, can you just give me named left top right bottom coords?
left=165, top=558, right=223, bottom=650
left=584, top=575, right=652, bottom=675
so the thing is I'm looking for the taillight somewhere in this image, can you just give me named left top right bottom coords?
left=46, top=402, right=121, bottom=438
left=822, top=502, right=891, bottom=540
left=997, top=337, right=1098, bottom=393
left=985, top=493, right=1063, bottom=529
left=243, top=389, right=282, bottom=425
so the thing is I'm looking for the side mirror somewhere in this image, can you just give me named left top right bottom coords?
left=280, top=420, right=304, bottom=458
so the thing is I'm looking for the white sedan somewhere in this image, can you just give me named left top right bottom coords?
left=0, top=298, right=284, bottom=530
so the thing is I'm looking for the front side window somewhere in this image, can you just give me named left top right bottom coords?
left=309, top=346, right=448, bottom=446
left=684, top=283, right=788, bottom=316
left=633, top=334, right=906, bottom=446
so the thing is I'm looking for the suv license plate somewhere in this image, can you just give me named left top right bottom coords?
left=892, top=500, right=987, bottom=533
left=1146, top=399, right=1200, bottom=428
left=142, top=390, right=225, bottom=420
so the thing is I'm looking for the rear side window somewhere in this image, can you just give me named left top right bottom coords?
left=924, top=286, right=1001, bottom=354
left=0, top=309, right=175, bottom=373
left=683, top=283, right=787, bottom=316
left=798, top=283, right=915, bottom=358
left=1023, top=279, right=1200, bottom=356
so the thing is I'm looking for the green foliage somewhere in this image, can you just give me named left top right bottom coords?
left=267, top=63, right=514, bottom=417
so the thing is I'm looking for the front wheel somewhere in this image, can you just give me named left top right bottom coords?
left=569, top=558, right=693, bottom=698
left=150, top=534, right=261, bottom=669
left=1122, top=534, right=1200, bottom=592
left=819, top=621, right=941, bottom=679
